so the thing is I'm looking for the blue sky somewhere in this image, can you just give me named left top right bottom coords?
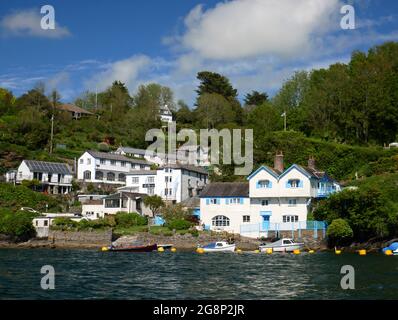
left=1, top=0, right=398, bottom=105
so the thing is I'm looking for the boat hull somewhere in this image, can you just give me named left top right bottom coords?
left=109, top=244, right=158, bottom=252
left=259, top=244, right=303, bottom=252
left=202, top=244, right=236, bottom=252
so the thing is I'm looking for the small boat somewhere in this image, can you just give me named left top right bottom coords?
left=199, top=241, right=236, bottom=252
left=259, top=238, right=304, bottom=253
left=382, top=242, right=398, bottom=255
left=107, top=243, right=158, bottom=252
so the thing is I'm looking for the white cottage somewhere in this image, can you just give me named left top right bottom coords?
left=200, top=153, right=340, bottom=238
left=13, top=160, right=73, bottom=194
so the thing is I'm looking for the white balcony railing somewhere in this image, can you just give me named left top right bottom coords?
left=17, top=175, right=72, bottom=184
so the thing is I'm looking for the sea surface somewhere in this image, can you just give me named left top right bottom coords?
left=0, top=248, right=397, bottom=299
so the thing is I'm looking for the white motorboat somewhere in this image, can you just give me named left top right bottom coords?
left=199, top=241, right=236, bottom=252
left=259, top=238, right=304, bottom=253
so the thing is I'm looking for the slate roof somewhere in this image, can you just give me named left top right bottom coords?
left=162, top=163, right=208, bottom=175
left=87, top=150, right=150, bottom=165
left=117, top=147, right=147, bottom=155
left=180, top=196, right=200, bottom=208
left=24, top=160, right=72, bottom=175
left=200, top=182, right=249, bottom=198
left=126, top=170, right=157, bottom=175
left=57, top=104, right=94, bottom=115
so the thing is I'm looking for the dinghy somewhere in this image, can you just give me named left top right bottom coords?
left=259, top=238, right=304, bottom=253
left=199, top=241, right=236, bottom=252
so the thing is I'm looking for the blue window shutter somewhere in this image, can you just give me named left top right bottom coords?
left=256, top=181, right=260, bottom=189
left=286, top=181, right=290, bottom=188
left=226, top=198, right=229, bottom=205
left=268, top=181, right=272, bottom=188
left=240, top=198, right=244, bottom=204
left=299, top=180, right=303, bottom=188
left=206, top=198, right=210, bottom=205
left=217, top=198, right=220, bottom=205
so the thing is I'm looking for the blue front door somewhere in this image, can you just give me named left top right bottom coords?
left=262, top=215, right=270, bottom=231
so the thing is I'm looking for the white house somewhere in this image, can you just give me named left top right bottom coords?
left=200, top=153, right=340, bottom=238
left=120, top=164, right=209, bottom=204
left=159, top=105, right=173, bottom=124
left=10, top=160, right=73, bottom=194
left=114, top=145, right=209, bottom=167
left=81, top=191, right=152, bottom=220
left=77, top=150, right=151, bottom=185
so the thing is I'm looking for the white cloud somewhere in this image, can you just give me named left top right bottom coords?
left=1, top=8, right=70, bottom=38
left=86, top=55, right=151, bottom=92
left=46, top=72, right=70, bottom=91
left=179, top=0, right=341, bottom=60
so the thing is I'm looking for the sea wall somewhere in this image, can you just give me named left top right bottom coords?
left=47, top=229, right=113, bottom=248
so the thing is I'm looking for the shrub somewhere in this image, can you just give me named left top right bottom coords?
left=189, top=229, right=199, bottom=237
left=327, top=219, right=353, bottom=247
left=52, top=217, right=78, bottom=230
left=0, top=209, right=37, bottom=240
left=166, top=219, right=193, bottom=231
left=115, top=212, right=148, bottom=227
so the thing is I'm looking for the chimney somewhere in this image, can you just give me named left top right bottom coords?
left=308, top=156, right=316, bottom=170
left=274, top=151, right=284, bottom=172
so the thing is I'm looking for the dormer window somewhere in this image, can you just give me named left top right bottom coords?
left=257, top=180, right=272, bottom=189
left=287, top=179, right=302, bottom=188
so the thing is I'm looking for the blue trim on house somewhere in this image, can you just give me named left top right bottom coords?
left=202, top=196, right=250, bottom=198
left=260, top=211, right=272, bottom=216
left=246, top=165, right=279, bottom=180
left=278, top=164, right=312, bottom=180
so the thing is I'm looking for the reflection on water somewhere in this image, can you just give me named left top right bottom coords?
left=0, top=249, right=397, bottom=299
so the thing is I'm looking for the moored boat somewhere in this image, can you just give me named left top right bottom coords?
left=259, top=238, right=304, bottom=253
left=199, top=241, right=236, bottom=252
left=106, top=243, right=158, bottom=252
left=382, top=242, right=398, bottom=255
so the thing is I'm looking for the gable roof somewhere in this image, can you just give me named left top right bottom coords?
left=57, top=104, right=93, bottom=115
left=86, top=150, right=150, bottom=165
left=116, top=147, right=147, bottom=155
left=23, top=160, right=72, bottom=175
left=246, top=165, right=280, bottom=180
left=278, top=164, right=315, bottom=180
left=200, top=182, right=249, bottom=198
left=161, top=163, right=208, bottom=175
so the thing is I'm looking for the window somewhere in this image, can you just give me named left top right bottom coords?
left=288, top=179, right=301, bottom=188
left=110, top=160, right=116, bottom=166
left=283, top=215, right=299, bottom=223
left=83, top=170, right=91, bottom=180
left=87, top=158, right=91, bottom=165
left=165, top=176, right=172, bottom=183
left=164, top=188, right=172, bottom=196
left=261, top=199, right=269, bottom=206
left=44, top=220, right=48, bottom=227
left=147, top=177, right=154, bottom=183
left=100, top=159, right=106, bottom=165
left=35, top=221, right=38, bottom=226
left=121, top=161, right=126, bottom=167
left=80, top=159, right=83, bottom=164
left=243, top=215, right=250, bottom=223
left=257, top=180, right=271, bottom=188
left=288, top=199, right=297, bottom=207
left=105, top=199, right=120, bottom=208
left=118, top=173, right=126, bottom=182
left=140, top=165, right=146, bottom=169
left=228, top=198, right=242, bottom=204
left=107, top=172, right=115, bottom=181
left=131, top=177, right=139, bottom=184
left=210, top=198, right=218, bottom=204
left=212, top=215, right=230, bottom=227
left=95, top=171, right=104, bottom=180
left=147, top=187, right=155, bottom=195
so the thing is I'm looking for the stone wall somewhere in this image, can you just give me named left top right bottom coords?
left=48, top=229, right=112, bottom=248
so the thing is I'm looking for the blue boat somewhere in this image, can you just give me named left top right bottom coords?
left=382, top=242, right=398, bottom=255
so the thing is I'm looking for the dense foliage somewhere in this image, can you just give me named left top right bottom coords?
left=0, top=209, right=37, bottom=240
left=326, top=218, right=354, bottom=247
left=114, top=212, right=148, bottom=227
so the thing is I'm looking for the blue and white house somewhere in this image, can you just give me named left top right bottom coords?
left=200, top=153, right=340, bottom=238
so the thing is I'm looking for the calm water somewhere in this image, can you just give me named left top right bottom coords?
left=0, top=248, right=397, bottom=299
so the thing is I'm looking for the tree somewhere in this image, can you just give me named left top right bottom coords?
left=0, top=88, right=15, bottom=116
left=143, top=195, right=165, bottom=217
left=244, top=90, right=268, bottom=106
left=196, top=71, right=238, bottom=101
left=326, top=218, right=353, bottom=247
left=175, top=100, right=194, bottom=125
left=246, top=102, right=282, bottom=138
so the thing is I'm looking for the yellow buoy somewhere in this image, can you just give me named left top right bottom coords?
left=236, top=249, right=242, bottom=253
left=358, top=249, right=367, bottom=256
left=293, top=249, right=301, bottom=255
left=171, top=247, right=177, bottom=252
left=101, top=247, right=108, bottom=252
left=196, top=248, right=204, bottom=254
left=158, top=247, right=165, bottom=252
left=308, top=250, right=315, bottom=254
left=335, top=248, right=342, bottom=254
left=266, top=248, right=273, bottom=254
left=385, top=250, right=393, bottom=256
left=254, top=249, right=260, bottom=254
